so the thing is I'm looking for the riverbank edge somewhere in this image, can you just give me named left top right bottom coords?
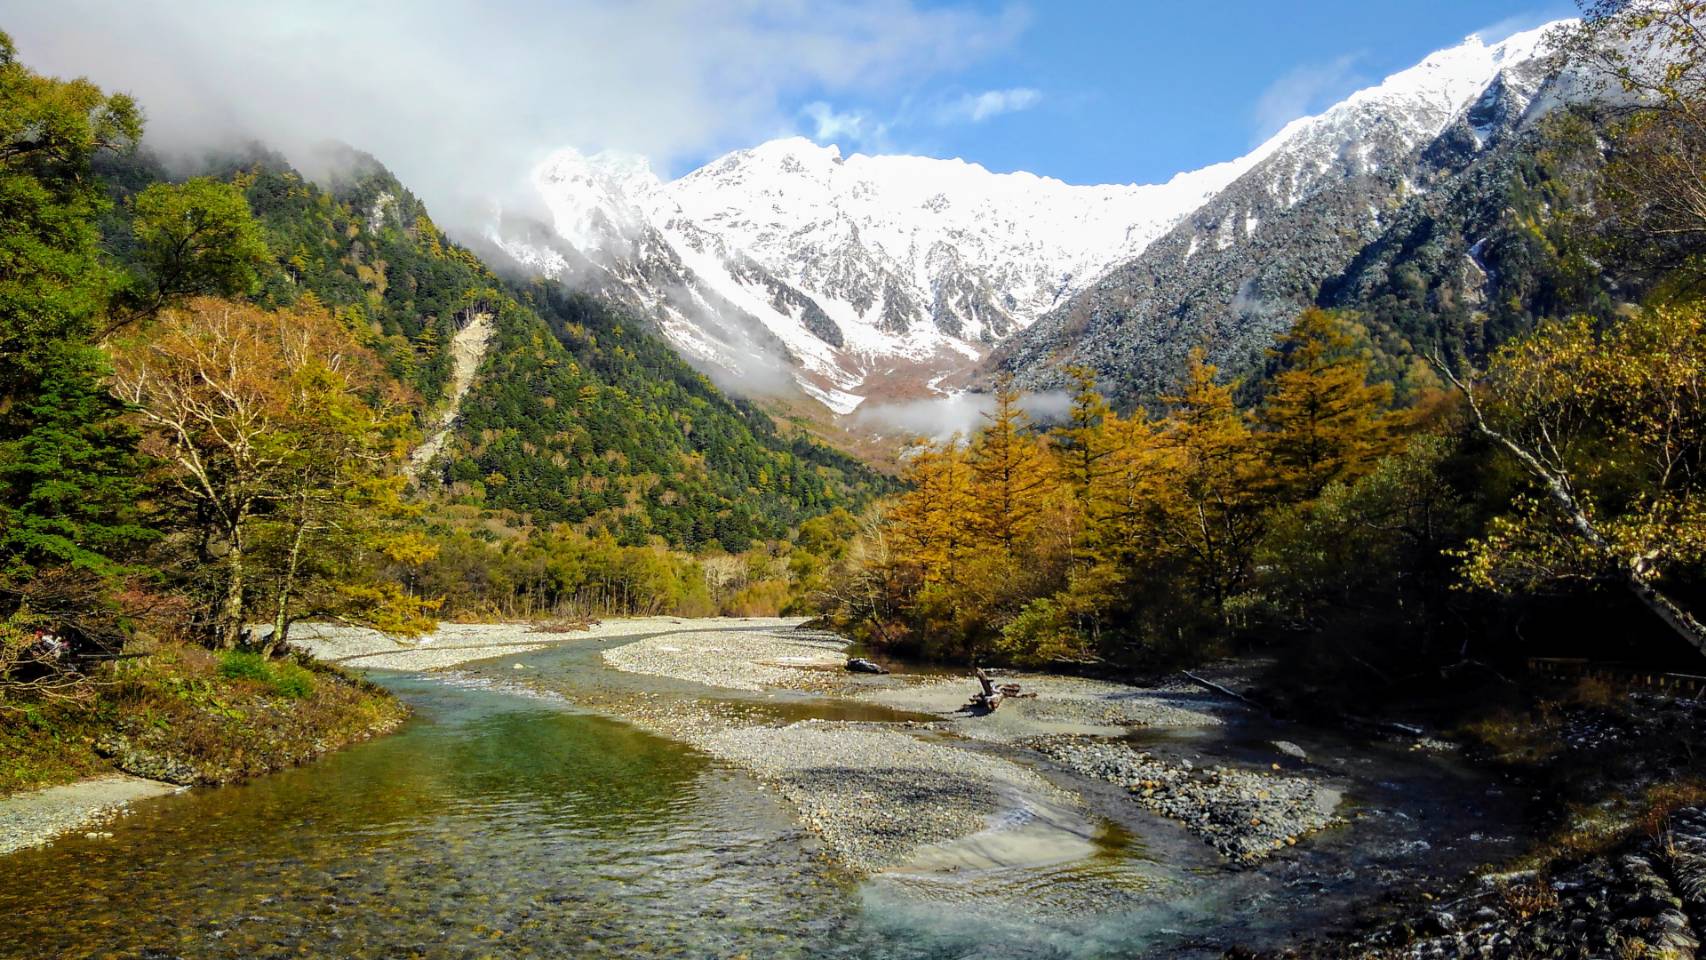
left=1, top=643, right=411, bottom=831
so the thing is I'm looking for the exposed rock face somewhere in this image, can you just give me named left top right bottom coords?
left=488, top=24, right=1588, bottom=426
left=490, top=136, right=1260, bottom=416
left=407, top=308, right=494, bottom=479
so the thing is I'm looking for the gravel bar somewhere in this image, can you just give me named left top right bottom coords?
left=702, top=721, right=1083, bottom=873
left=1038, top=737, right=1342, bottom=863
left=292, top=617, right=810, bottom=672
left=0, top=774, right=182, bottom=855
left=602, top=626, right=845, bottom=692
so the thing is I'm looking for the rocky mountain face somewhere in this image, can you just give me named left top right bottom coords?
left=492, top=23, right=1576, bottom=422
left=490, top=137, right=1262, bottom=416
left=992, top=24, right=1567, bottom=405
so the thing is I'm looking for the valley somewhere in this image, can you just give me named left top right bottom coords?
left=7, top=3, right=1706, bottom=958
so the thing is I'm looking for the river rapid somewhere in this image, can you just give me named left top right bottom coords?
left=0, top=620, right=1531, bottom=959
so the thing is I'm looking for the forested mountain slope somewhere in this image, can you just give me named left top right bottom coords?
left=96, top=144, right=888, bottom=551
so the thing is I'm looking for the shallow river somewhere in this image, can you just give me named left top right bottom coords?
left=0, top=628, right=1530, bottom=959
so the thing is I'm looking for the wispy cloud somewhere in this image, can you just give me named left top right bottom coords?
left=803, top=84, right=1042, bottom=154
left=939, top=86, right=1042, bottom=123
left=1250, top=53, right=1365, bottom=143
left=802, top=102, right=889, bottom=146
left=1470, top=9, right=1573, bottom=44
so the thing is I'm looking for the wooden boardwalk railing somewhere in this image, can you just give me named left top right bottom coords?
left=1528, top=657, right=1706, bottom=698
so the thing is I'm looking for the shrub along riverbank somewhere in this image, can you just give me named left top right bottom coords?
left=1, top=640, right=404, bottom=798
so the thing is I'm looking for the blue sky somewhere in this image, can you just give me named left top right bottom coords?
left=773, top=0, right=1579, bottom=185
left=4, top=0, right=1581, bottom=223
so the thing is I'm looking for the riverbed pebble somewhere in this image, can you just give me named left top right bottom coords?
left=704, top=722, right=1079, bottom=873
left=1036, top=737, right=1342, bottom=863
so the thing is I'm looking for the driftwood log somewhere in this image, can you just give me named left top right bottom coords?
left=969, top=669, right=1003, bottom=713
left=1181, top=670, right=1261, bottom=709
left=965, top=670, right=1033, bottom=713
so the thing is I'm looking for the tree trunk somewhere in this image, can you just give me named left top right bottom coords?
left=1449, top=375, right=1706, bottom=660
left=218, top=538, right=245, bottom=650
left=263, top=513, right=310, bottom=659
left=1627, top=564, right=1706, bottom=658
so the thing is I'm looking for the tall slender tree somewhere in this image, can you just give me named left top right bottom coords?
left=1158, top=351, right=1267, bottom=621
left=968, top=379, right=1054, bottom=557
left=1257, top=308, right=1398, bottom=500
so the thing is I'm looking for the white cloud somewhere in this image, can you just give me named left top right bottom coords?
left=1250, top=53, right=1365, bottom=142
left=942, top=86, right=1042, bottom=123
left=802, top=102, right=886, bottom=145
left=0, top=0, right=1028, bottom=233
left=853, top=388, right=1070, bottom=440
left=800, top=83, right=1041, bottom=154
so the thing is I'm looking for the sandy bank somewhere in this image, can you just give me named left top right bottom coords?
left=0, top=774, right=181, bottom=856
left=293, top=616, right=809, bottom=671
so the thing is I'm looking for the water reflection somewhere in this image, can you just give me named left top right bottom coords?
left=0, top=651, right=1528, bottom=960
left=0, top=677, right=860, bottom=960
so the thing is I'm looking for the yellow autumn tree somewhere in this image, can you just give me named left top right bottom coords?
left=886, top=437, right=975, bottom=585
left=1156, top=350, right=1267, bottom=622
left=1257, top=308, right=1399, bottom=500
left=1452, top=304, right=1706, bottom=657
left=1054, top=366, right=1115, bottom=520
left=968, top=379, right=1055, bottom=557
left=112, top=298, right=437, bottom=651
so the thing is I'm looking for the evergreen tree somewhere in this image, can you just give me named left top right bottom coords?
left=0, top=31, right=146, bottom=650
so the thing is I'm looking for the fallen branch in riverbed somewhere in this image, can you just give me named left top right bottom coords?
left=845, top=657, right=888, bottom=674
left=963, top=669, right=1034, bottom=714
left=1181, top=671, right=1262, bottom=710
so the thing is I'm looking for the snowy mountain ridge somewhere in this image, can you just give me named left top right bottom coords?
left=491, top=21, right=1567, bottom=418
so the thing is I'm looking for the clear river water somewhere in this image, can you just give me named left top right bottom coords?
left=0, top=630, right=1530, bottom=959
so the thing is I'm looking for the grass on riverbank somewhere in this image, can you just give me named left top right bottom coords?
left=1, top=642, right=406, bottom=797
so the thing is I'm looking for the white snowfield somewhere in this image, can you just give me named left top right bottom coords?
left=493, top=22, right=1567, bottom=415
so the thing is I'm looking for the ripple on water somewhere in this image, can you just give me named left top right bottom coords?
left=0, top=682, right=879, bottom=960
left=0, top=647, right=1533, bottom=960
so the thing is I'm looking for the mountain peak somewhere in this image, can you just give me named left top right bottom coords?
left=496, top=22, right=1574, bottom=421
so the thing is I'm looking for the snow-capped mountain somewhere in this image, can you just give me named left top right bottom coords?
left=493, top=140, right=1263, bottom=414
left=492, top=22, right=1568, bottom=418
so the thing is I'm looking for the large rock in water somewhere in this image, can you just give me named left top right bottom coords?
left=845, top=657, right=888, bottom=675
